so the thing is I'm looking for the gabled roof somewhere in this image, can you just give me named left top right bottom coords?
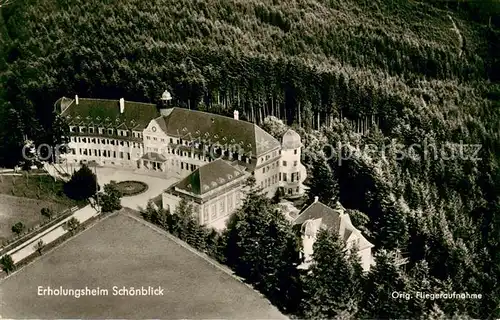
left=294, top=201, right=374, bottom=250
left=294, top=202, right=342, bottom=232
left=59, top=97, right=160, bottom=130
left=174, top=159, right=244, bottom=196
left=156, top=108, right=280, bottom=156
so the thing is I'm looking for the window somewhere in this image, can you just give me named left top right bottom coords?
left=113, top=151, right=116, bottom=158
left=262, top=167, right=265, bottom=173
left=120, top=152, right=124, bottom=159
left=235, top=192, right=241, bottom=206
left=228, top=194, right=233, bottom=211
left=291, top=173, right=295, bottom=182
left=108, top=129, right=113, bottom=135
left=211, top=204, right=217, bottom=219
left=153, top=137, right=157, bottom=141
left=170, top=138, right=173, bottom=143
left=219, top=199, right=225, bottom=215
left=283, top=161, right=287, bottom=166
left=161, top=139, right=165, bottom=142
left=294, top=149, right=298, bottom=155
left=296, top=186, right=300, bottom=193
left=204, top=207, right=209, bottom=223
left=89, top=127, right=94, bottom=134
left=261, top=181, right=264, bottom=188
left=279, top=172, right=281, bottom=181
left=146, top=136, right=150, bottom=140
left=294, top=160, right=298, bottom=166
left=283, top=173, right=287, bottom=182
left=288, top=188, right=292, bottom=195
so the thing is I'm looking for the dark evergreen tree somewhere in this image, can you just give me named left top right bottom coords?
left=224, top=184, right=302, bottom=312
left=0, top=254, right=15, bottom=274
left=361, top=250, right=411, bottom=319
left=64, top=164, right=97, bottom=201
left=99, top=181, right=122, bottom=213
left=306, top=155, right=338, bottom=206
left=300, top=229, right=363, bottom=319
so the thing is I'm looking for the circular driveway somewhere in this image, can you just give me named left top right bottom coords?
left=93, top=167, right=178, bottom=210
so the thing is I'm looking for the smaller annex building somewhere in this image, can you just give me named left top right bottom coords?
left=294, top=198, right=375, bottom=272
left=162, top=159, right=249, bottom=231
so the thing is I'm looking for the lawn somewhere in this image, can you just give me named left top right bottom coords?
left=0, top=174, right=83, bottom=243
left=0, top=212, right=286, bottom=319
left=0, top=194, right=68, bottom=243
left=0, top=174, right=78, bottom=206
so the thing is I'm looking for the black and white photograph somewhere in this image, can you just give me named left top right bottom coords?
left=0, top=0, right=499, bottom=318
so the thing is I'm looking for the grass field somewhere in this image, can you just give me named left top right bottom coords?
left=0, top=194, right=67, bottom=243
left=0, top=174, right=76, bottom=205
left=0, top=212, right=286, bottom=319
left=0, top=174, right=83, bottom=243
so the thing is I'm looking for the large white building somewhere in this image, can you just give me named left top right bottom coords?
left=57, top=95, right=307, bottom=228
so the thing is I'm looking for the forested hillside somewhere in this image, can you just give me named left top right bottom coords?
left=1, top=0, right=499, bottom=317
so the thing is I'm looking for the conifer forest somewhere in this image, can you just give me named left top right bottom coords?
left=0, top=0, right=499, bottom=318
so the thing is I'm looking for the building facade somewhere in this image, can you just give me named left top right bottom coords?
left=57, top=96, right=158, bottom=168
left=294, top=198, right=375, bottom=272
left=162, top=159, right=249, bottom=231
left=58, top=95, right=307, bottom=198
left=57, top=95, right=308, bottom=230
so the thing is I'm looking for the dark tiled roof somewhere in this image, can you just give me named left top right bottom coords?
left=141, top=152, right=167, bottom=162
left=60, top=97, right=160, bottom=130
left=157, top=108, right=280, bottom=156
left=293, top=202, right=342, bottom=232
left=175, top=159, right=244, bottom=195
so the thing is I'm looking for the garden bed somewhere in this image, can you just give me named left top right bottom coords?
left=115, top=180, right=148, bottom=196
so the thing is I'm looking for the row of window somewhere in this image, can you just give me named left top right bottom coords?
left=74, top=148, right=131, bottom=160
left=202, top=192, right=241, bottom=224
left=280, top=171, right=301, bottom=182
left=261, top=174, right=279, bottom=189
left=71, top=136, right=143, bottom=149
left=70, top=126, right=142, bottom=138
left=282, top=160, right=298, bottom=167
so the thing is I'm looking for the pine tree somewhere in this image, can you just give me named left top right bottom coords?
left=64, top=164, right=98, bottom=201
left=300, top=229, right=362, bottom=319
left=361, top=250, right=411, bottom=319
left=306, top=155, right=338, bottom=206
left=224, top=185, right=301, bottom=311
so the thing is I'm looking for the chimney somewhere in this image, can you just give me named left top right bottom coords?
left=119, top=98, right=125, bottom=114
left=75, top=95, right=79, bottom=105
left=314, top=196, right=319, bottom=203
left=234, top=110, right=239, bottom=120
